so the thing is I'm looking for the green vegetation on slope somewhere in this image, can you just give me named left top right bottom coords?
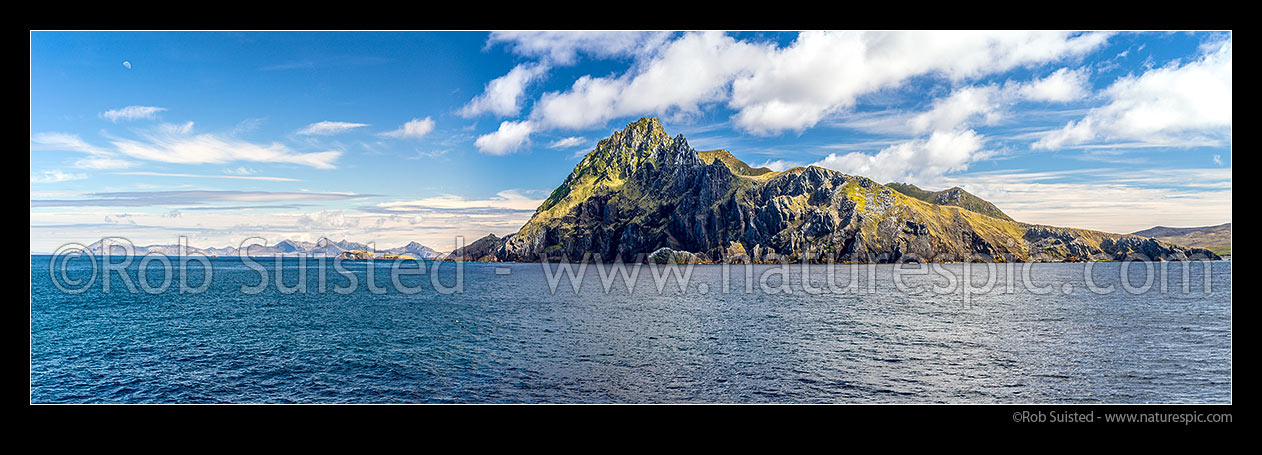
left=697, top=149, right=773, bottom=177
left=885, top=182, right=935, bottom=201
left=537, top=117, right=672, bottom=216
left=886, top=182, right=1013, bottom=221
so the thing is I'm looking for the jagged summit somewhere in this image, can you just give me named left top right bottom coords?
left=589, top=117, right=700, bottom=170
left=611, top=117, right=669, bottom=144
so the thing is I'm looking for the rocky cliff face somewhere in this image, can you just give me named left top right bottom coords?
left=483, top=118, right=1219, bottom=263
left=444, top=234, right=503, bottom=262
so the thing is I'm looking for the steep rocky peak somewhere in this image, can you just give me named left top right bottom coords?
left=596, top=118, right=671, bottom=156
left=536, top=118, right=705, bottom=214
left=580, top=117, right=701, bottom=173
left=614, top=117, right=668, bottom=144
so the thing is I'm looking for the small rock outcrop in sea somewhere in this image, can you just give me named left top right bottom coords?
left=452, top=117, right=1219, bottom=263
left=337, top=250, right=374, bottom=260
left=648, top=247, right=702, bottom=264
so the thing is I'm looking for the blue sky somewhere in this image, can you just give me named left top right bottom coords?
left=30, top=31, right=1231, bottom=252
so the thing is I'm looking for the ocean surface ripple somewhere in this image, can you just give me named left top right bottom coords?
left=30, top=257, right=1231, bottom=403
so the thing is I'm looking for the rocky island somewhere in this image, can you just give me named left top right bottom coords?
left=453, top=118, right=1218, bottom=264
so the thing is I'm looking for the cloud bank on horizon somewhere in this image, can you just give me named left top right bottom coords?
left=29, top=31, right=1231, bottom=252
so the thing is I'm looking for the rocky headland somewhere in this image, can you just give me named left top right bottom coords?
left=452, top=118, right=1219, bottom=264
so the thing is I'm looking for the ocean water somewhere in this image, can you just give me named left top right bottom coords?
left=30, top=256, right=1231, bottom=403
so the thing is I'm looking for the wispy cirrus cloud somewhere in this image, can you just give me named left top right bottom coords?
left=31, top=190, right=379, bottom=208
left=101, top=105, right=166, bottom=122
left=548, top=136, right=586, bottom=149
left=116, top=171, right=302, bottom=182
left=257, top=55, right=389, bottom=71
left=297, top=121, right=370, bottom=136
left=34, top=122, right=343, bottom=170
left=30, top=169, right=87, bottom=183
left=224, top=167, right=257, bottom=175
left=374, top=189, right=543, bottom=213
left=110, top=127, right=343, bottom=169
left=30, top=132, right=139, bottom=170
left=172, top=204, right=313, bottom=211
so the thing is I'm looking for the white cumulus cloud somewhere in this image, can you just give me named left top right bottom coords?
left=382, top=117, right=436, bottom=140
left=813, top=129, right=988, bottom=183
left=487, top=31, right=672, bottom=65
left=909, top=85, right=1005, bottom=134
left=1036, top=37, right=1231, bottom=149
left=729, top=31, right=1110, bottom=135
left=474, top=120, right=534, bottom=155
left=530, top=31, right=771, bottom=131
left=1018, top=67, right=1091, bottom=102
left=459, top=63, right=550, bottom=118
left=509, top=31, right=1109, bottom=137
left=753, top=160, right=801, bottom=172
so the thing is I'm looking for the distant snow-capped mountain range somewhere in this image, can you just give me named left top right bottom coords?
left=74, top=238, right=444, bottom=258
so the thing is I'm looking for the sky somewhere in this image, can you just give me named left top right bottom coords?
left=30, top=31, right=1232, bottom=253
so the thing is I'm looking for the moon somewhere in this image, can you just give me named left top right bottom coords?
left=122, top=61, right=131, bottom=69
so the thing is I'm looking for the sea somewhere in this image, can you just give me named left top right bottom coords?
left=29, top=255, right=1231, bottom=403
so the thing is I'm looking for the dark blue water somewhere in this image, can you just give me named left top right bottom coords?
left=30, top=256, right=1231, bottom=403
